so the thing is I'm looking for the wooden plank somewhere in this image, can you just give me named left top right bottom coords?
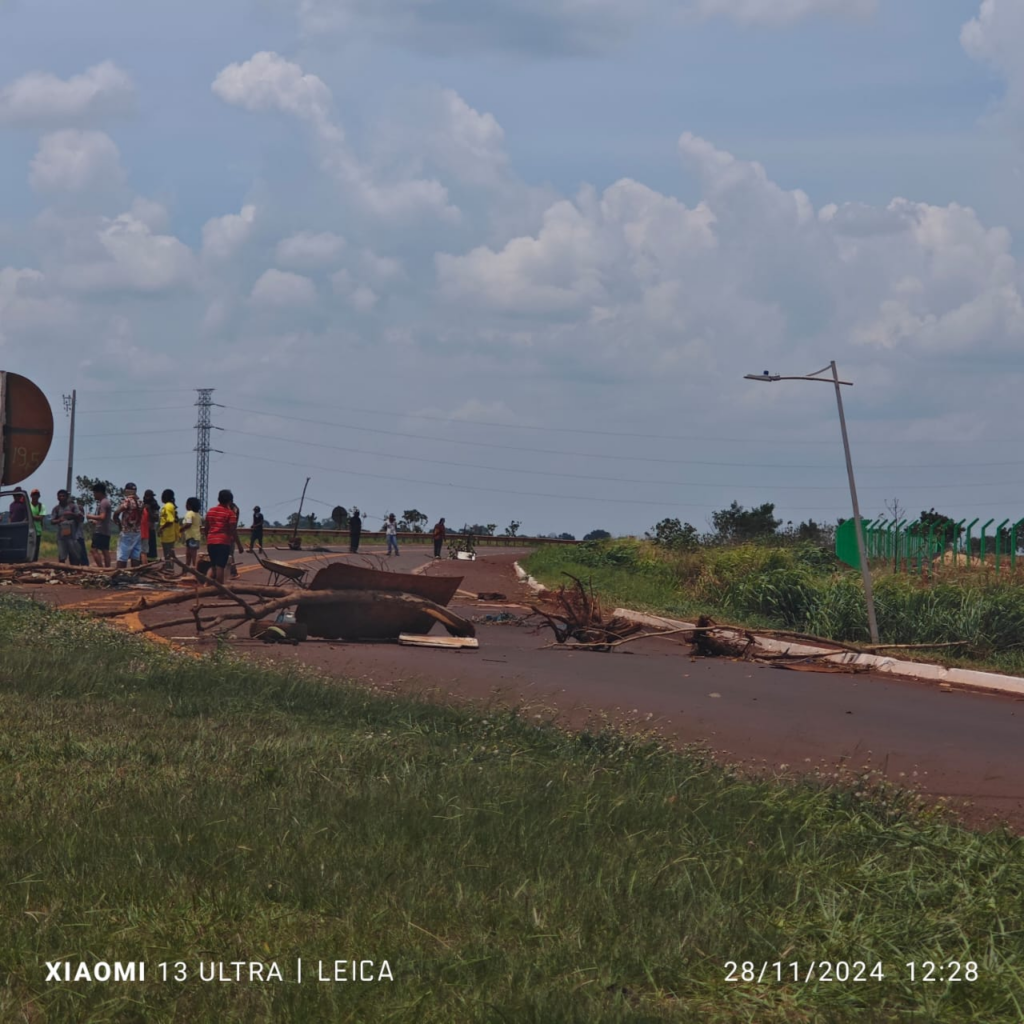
left=398, top=634, right=479, bottom=649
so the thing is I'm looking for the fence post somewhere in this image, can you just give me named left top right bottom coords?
left=1013, top=519, right=1024, bottom=573
left=995, top=519, right=1010, bottom=575
left=926, top=522, right=939, bottom=580
left=864, top=518, right=877, bottom=558
left=965, top=518, right=979, bottom=568
left=909, top=520, right=925, bottom=577
left=952, top=520, right=966, bottom=569
left=979, top=519, right=994, bottom=569
left=875, top=518, right=889, bottom=561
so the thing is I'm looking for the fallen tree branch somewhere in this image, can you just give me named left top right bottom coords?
left=169, top=555, right=262, bottom=622
left=538, top=626, right=696, bottom=651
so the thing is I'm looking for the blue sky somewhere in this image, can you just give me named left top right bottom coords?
left=2, top=0, right=1023, bottom=535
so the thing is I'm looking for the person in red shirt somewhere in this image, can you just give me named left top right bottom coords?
left=203, top=488, right=239, bottom=584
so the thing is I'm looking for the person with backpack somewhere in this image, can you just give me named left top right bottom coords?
left=114, top=482, right=144, bottom=568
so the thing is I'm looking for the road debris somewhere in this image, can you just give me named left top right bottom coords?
left=531, top=573, right=646, bottom=651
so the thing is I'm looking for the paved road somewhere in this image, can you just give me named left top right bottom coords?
left=38, top=543, right=1024, bottom=829
left=232, top=547, right=1024, bottom=829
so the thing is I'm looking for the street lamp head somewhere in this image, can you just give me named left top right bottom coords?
left=743, top=372, right=779, bottom=382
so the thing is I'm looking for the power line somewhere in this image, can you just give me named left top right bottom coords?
left=68, top=450, right=195, bottom=460
left=221, top=426, right=1024, bottom=493
left=78, top=428, right=194, bottom=438
left=76, top=388, right=199, bottom=394
left=223, top=448, right=1023, bottom=513
left=77, top=405, right=194, bottom=414
left=221, top=404, right=1024, bottom=473
left=219, top=390, right=1013, bottom=448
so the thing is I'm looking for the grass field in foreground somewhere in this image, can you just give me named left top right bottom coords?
left=0, top=596, right=1022, bottom=1023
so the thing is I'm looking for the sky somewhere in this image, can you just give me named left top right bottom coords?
left=2, top=0, right=1024, bottom=536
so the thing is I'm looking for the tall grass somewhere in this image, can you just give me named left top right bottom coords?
left=525, top=540, right=1024, bottom=673
left=1, top=595, right=1023, bottom=1021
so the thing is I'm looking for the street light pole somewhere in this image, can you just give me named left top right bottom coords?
left=744, top=362, right=880, bottom=644
left=62, top=390, right=76, bottom=496
left=828, top=361, right=879, bottom=644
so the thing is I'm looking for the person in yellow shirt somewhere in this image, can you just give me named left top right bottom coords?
left=180, top=496, right=203, bottom=568
left=159, top=488, right=180, bottom=560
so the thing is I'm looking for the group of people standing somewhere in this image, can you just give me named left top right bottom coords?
left=44, top=484, right=205, bottom=571
left=11, top=484, right=251, bottom=583
left=10, top=486, right=451, bottom=567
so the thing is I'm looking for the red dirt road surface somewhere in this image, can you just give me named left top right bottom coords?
left=12, top=543, right=1024, bottom=830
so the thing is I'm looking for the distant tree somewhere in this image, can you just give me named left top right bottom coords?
left=75, top=475, right=122, bottom=513
left=797, top=519, right=833, bottom=543
left=504, top=520, right=521, bottom=537
left=646, top=518, right=699, bottom=550
left=711, top=501, right=781, bottom=542
left=458, top=523, right=496, bottom=536
left=398, top=509, right=428, bottom=533
left=331, top=505, right=349, bottom=529
left=910, top=508, right=959, bottom=539
left=583, top=529, right=612, bottom=541
left=558, top=532, right=575, bottom=541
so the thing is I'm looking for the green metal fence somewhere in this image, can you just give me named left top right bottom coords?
left=839, top=517, right=1024, bottom=576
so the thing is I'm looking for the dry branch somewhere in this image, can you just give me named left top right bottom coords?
left=531, top=573, right=646, bottom=651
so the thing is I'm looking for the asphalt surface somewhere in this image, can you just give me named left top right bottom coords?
left=21, top=542, right=1024, bottom=829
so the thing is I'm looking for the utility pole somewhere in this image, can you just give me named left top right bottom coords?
left=62, top=390, right=76, bottom=494
left=194, top=388, right=223, bottom=512
left=828, top=360, right=879, bottom=644
left=744, top=361, right=880, bottom=644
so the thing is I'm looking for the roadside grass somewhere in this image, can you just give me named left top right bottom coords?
left=523, top=541, right=1024, bottom=676
left=1, top=597, right=1023, bottom=1022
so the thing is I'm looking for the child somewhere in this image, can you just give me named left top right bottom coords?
left=180, top=497, right=203, bottom=568
left=159, top=489, right=180, bottom=561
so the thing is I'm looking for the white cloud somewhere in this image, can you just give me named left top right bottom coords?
left=361, top=250, right=403, bottom=282
left=251, top=268, right=317, bottom=306
left=212, top=52, right=459, bottom=222
left=348, top=283, right=378, bottom=311
left=428, top=89, right=508, bottom=186
left=57, top=210, right=197, bottom=293
left=212, top=51, right=340, bottom=140
left=128, top=198, right=170, bottom=231
left=202, top=204, right=257, bottom=262
left=962, top=0, right=1024, bottom=129
left=276, top=230, right=345, bottom=268
left=436, top=134, right=1024, bottom=376
left=0, top=60, right=135, bottom=125
left=29, top=130, right=125, bottom=194
left=437, top=177, right=717, bottom=314
left=0, top=266, right=66, bottom=344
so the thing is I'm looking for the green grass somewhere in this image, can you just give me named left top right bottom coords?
left=0, top=597, right=1023, bottom=1021
left=524, top=541, right=1024, bottom=676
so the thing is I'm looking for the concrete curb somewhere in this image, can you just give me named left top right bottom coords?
left=513, top=562, right=1024, bottom=700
